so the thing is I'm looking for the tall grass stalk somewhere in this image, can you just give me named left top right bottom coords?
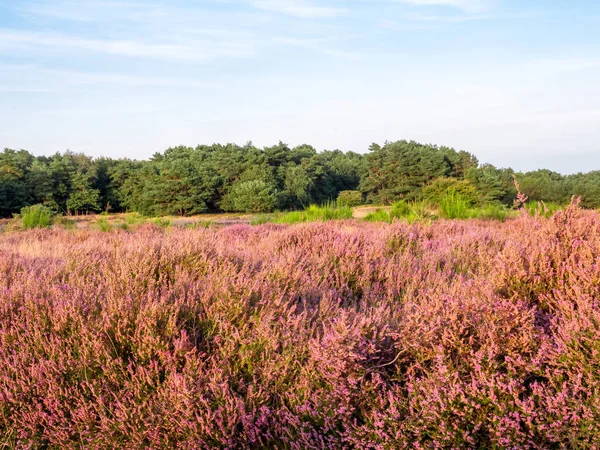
left=19, top=204, right=53, bottom=229
left=439, top=191, right=470, bottom=219
left=275, top=204, right=353, bottom=224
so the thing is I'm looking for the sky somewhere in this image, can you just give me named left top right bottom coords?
left=0, top=0, right=599, bottom=173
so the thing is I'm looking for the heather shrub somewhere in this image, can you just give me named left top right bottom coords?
left=1, top=200, right=600, bottom=447
left=19, top=204, right=53, bottom=229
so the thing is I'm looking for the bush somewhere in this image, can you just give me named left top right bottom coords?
left=126, top=213, right=144, bottom=224
left=390, top=200, right=412, bottom=219
left=19, top=204, right=53, bottom=229
left=364, top=209, right=392, bottom=223
left=409, top=200, right=438, bottom=223
left=337, top=190, right=363, bottom=207
left=3, top=204, right=599, bottom=448
left=153, top=218, right=172, bottom=228
left=423, top=178, right=479, bottom=205
left=96, top=218, right=112, bottom=232
left=439, top=191, right=470, bottom=219
left=222, top=180, right=280, bottom=213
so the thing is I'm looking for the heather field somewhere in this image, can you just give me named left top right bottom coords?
left=2, top=203, right=600, bottom=448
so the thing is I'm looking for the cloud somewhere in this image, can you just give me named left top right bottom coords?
left=248, top=0, right=344, bottom=18
left=0, top=64, right=219, bottom=90
left=392, top=0, right=489, bottom=13
left=0, top=29, right=256, bottom=61
left=275, top=36, right=361, bottom=59
left=14, top=0, right=160, bottom=22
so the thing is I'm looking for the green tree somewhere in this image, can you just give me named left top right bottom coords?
left=0, top=148, right=33, bottom=216
left=67, top=172, right=101, bottom=214
left=26, top=159, right=56, bottom=209
left=360, top=140, right=466, bottom=204
left=222, top=179, right=279, bottom=213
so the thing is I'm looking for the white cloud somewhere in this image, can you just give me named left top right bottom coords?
left=0, top=29, right=256, bottom=61
left=248, top=0, right=344, bottom=18
left=0, top=64, right=218, bottom=90
left=393, top=0, right=489, bottom=13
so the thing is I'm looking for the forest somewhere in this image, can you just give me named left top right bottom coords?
left=1, top=139, right=599, bottom=218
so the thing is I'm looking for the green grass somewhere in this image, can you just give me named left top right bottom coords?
left=439, top=191, right=470, bottom=219
left=54, top=215, right=76, bottom=230
left=125, top=212, right=146, bottom=225
left=525, top=201, right=565, bottom=218
left=250, top=214, right=276, bottom=225
left=185, top=221, right=213, bottom=229
left=19, top=204, right=53, bottom=229
left=365, top=200, right=439, bottom=224
left=96, top=218, right=112, bottom=232
left=274, top=204, right=353, bottom=225
left=153, top=218, right=172, bottom=228
left=364, top=209, right=393, bottom=223
left=364, top=198, right=512, bottom=224
left=474, top=203, right=511, bottom=222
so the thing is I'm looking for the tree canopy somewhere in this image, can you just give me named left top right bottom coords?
left=0, top=140, right=597, bottom=218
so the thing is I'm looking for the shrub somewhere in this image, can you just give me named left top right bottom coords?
left=2, top=202, right=600, bottom=447
left=337, top=190, right=363, bottom=207
left=439, top=191, right=471, bottom=219
left=19, top=204, right=53, bottom=229
left=423, top=178, right=479, bottom=205
left=153, top=218, right=172, bottom=228
left=96, top=218, right=112, bottom=232
left=409, top=200, right=438, bottom=223
left=364, top=209, right=392, bottom=223
left=222, top=180, right=280, bottom=213
left=126, top=212, right=146, bottom=225
left=390, top=200, right=412, bottom=219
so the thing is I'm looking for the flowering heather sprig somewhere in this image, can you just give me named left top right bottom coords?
left=1, top=204, right=600, bottom=448
left=513, top=175, right=529, bottom=209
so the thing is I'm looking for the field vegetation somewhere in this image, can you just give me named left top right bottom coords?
left=1, top=140, right=597, bottom=220
left=1, top=138, right=598, bottom=447
left=1, top=199, right=600, bottom=447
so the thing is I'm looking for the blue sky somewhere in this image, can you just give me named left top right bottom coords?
left=1, top=0, right=599, bottom=173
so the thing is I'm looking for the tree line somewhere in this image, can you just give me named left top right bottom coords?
left=1, top=140, right=599, bottom=218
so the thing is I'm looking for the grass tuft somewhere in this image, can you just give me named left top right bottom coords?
left=19, top=204, right=53, bottom=229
